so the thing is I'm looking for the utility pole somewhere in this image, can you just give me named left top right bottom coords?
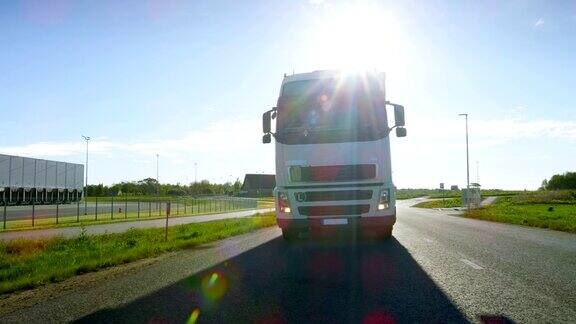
left=458, top=114, right=470, bottom=210
left=82, top=135, right=91, bottom=215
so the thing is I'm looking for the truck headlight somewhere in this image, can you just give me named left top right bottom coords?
left=278, top=192, right=291, bottom=213
left=378, top=189, right=390, bottom=210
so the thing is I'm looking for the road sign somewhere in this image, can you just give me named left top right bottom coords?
left=440, top=183, right=444, bottom=189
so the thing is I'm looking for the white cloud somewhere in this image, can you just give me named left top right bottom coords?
left=1, top=117, right=574, bottom=161
left=409, top=117, right=576, bottom=142
left=1, top=116, right=574, bottom=188
left=0, top=119, right=260, bottom=159
left=534, top=17, right=545, bottom=28
left=0, top=116, right=576, bottom=163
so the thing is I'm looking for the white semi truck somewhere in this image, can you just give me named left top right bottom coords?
left=262, top=70, right=406, bottom=240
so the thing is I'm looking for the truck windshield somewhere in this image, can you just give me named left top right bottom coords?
left=276, top=77, right=388, bottom=144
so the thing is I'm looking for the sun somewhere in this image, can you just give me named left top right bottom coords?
left=305, top=4, right=407, bottom=73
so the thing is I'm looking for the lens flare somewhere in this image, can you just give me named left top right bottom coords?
left=208, top=273, right=219, bottom=286
left=187, top=308, right=200, bottom=324
left=201, top=271, right=228, bottom=301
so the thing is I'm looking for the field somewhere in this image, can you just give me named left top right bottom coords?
left=257, top=197, right=275, bottom=208
left=396, top=189, right=433, bottom=200
left=412, top=198, right=462, bottom=209
left=466, top=191, right=576, bottom=233
left=0, top=213, right=276, bottom=295
left=396, top=188, right=524, bottom=200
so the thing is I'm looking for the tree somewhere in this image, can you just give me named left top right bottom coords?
left=84, top=178, right=244, bottom=197
left=542, top=172, right=576, bottom=190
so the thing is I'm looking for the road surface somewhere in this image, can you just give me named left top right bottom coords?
left=1, top=199, right=574, bottom=323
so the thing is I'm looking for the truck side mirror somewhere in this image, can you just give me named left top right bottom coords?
left=396, top=127, right=407, bottom=137
left=394, top=105, right=405, bottom=127
left=262, top=133, right=271, bottom=143
left=263, top=111, right=271, bottom=134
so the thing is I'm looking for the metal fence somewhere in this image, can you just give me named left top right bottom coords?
left=1, top=196, right=258, bottom=231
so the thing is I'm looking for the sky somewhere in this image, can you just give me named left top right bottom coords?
left=1, top=0, right=575, bottom=190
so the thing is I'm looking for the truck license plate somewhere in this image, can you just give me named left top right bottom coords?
left=322, top=218, right=348, bottom=225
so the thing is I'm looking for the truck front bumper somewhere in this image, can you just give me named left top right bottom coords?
left=276, top=214, right=396, bottom=232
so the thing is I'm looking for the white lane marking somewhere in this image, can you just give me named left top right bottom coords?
left=460, top=259, right=484, bottom=270
left=423, top=238, right=435, bottom=243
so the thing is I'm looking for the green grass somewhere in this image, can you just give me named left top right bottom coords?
left=258, top=197, right=275, bottom=209
left=412, top=198, right=462, bottom=209
left=396, top=188, right=525, bottom=200
left=0, top=213, right=277, bottom=295
left=396, top=189, right=432, bottom=200
left=427, top=189, right=525, bottom=199
left=466, top=195, right=576, bottom=233
left=509, top=190, right=576, bottom=205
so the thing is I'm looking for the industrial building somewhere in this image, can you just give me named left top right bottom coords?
left=0, top=154, right=84, bottom=205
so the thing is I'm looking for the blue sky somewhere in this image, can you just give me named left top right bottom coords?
left=1, top=0, right=575, bottom=189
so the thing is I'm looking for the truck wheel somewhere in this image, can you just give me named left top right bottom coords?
left=282, top=229, right=298, bottom=241
left=378, top=226, right=393, bottom=240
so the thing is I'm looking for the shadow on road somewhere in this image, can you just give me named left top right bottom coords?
left=76, top=237, right=468, bottom=323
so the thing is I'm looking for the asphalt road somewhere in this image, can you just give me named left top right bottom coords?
left=1, top=199, right=575, bottom=323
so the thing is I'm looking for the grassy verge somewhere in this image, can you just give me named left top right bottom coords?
left=258, top=198, right=275, bottom=209
left=412, top=198, right=462, bottom=209
left=466, top=193, right=576, bottom=233
left=0, top=213, right=276, bottom=295
left=396, top=189, right=525, bottom=200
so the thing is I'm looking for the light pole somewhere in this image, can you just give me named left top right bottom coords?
left=458, top=114, right=470, bottom=210
left=194, top=162, right=197, bottom=183
left=82, top=135, right=91, bottom=215
left=156, top=154, right=160, bottom=195
left=476, top=160, right=480, bottom=184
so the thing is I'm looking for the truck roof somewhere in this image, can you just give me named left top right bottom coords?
left=282, top=69, right=385, bottom=83
left=280, top=70, right=386, bottom=95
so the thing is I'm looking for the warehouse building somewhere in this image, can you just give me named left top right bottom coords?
left=0, top=154, right=84, bottom=205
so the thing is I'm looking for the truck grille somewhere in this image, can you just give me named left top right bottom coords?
left=291, top=164, right=376, bottom=182
left=298, top=204, right=370, bottom=216
left=295, top=190, right=372, bottom=202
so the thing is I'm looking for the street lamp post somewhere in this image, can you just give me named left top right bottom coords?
left=82, top=135, right=91, bottom=215
left=156, top=154, right=160, bottom=195
left=458, top=114, right=470, bottom=210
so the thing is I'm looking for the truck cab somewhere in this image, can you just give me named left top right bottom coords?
left=263, top=70, right=406, bottom=240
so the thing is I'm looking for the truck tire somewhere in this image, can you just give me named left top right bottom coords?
left=379, top=226, right=393, bottom=240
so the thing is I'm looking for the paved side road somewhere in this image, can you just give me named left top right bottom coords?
left=480, top=196, right=498, bottom=207
left=1, top=200, right=575, bottom=323
left=0, top=208, right=274, bottom=241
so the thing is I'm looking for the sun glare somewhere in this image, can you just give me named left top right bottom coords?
left=306, top=4, right=406, bottom=73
